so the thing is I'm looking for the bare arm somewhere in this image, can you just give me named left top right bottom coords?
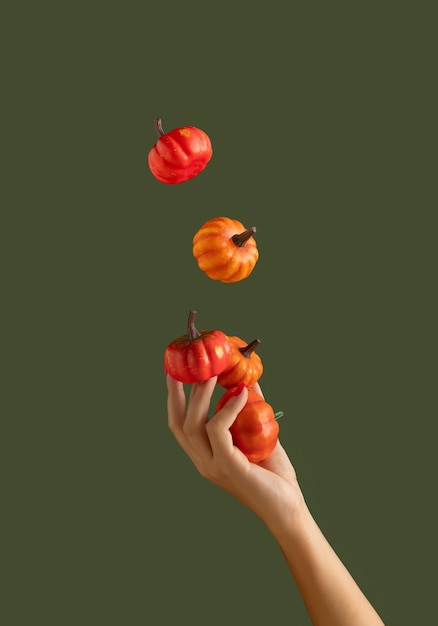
left=167, top=375, right=384, bottom=626
left=270, top=504, right=384, bottom=626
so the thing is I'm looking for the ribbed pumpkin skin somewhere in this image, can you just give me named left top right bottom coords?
left=217, top=336, right=263, bottom=389
left=192, top=217, right=259, bottom=283
left=215, top=388, right=279, bottom=463
left=148, top=124, right=212, bottom=184
left=164, top=328, right=231, bottom=383
left=163, top=311, right=231, bottom=383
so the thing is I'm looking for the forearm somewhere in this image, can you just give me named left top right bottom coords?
left=269, top=502, right=384, bottom=626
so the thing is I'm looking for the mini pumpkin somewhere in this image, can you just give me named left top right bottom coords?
left=148, top=118, right=212, bottom=184
left=164, top=310, right=231, bottom=383
left=215, top=387, right=279, bottom=463
left=217, top=337, right=263, bottom=389
left=192, top=216, right=259, bottom=283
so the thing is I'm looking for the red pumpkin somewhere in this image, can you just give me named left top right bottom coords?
left=217, top=337, right=263, bottom=389
left=148, top=118, right=212, bottom=184
left=164, top=310, right=231, bottom=383
left=192, top=216, right=259, bottom=283
left=215, top=387, right=279, bottom=463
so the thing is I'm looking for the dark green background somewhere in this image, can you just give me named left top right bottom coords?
left=2, top=2, right=437, bottom=624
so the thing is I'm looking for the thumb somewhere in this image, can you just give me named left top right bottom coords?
left=216, top=382, right=248, bottom=425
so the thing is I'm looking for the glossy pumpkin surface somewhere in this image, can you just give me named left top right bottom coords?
left=148, top=118, right=212, bottom=184
left=215, top=387, right=279, bottom=463
left=217, top=337, right=263, bottom=389
left=164, top=310, right=231, bottom=384
left=193, top=216, right=259, bottom=283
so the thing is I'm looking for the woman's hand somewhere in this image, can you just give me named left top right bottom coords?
left=166, top=374, right=385, bottom=625
left=166, top=374, right=305, bottom=534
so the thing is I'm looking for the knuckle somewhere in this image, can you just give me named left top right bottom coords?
left=182, top=422, right=196, bottom=437
left=205, top=419, right=219, bottom=435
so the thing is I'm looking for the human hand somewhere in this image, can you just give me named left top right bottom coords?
left=166, top=374, right=306, bottom=534
left=167, top=375, right=386, bottom=625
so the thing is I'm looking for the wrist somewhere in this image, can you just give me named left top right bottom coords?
left=262, top=483, right=310, bottom=542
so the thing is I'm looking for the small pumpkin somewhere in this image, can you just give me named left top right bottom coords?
left=148, top=118, right=212, bottom=184
left=215, top=387, right=279, bottom=463
left=164, top=310, right=231, bottom=383
left=217, top=337, right=263, bottom=389
left=192, top=216, right=259, bottom=283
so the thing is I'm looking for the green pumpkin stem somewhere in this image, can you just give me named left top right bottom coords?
left=187, top=310, right=201, bottom=341
left=154, top=118, right=165, bottom=136
left=239, top=338, right=261, bottom=358
left=231, top=227, right=256, bottom=247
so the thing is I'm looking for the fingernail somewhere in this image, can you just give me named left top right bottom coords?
left=232, top=382, right=246, bottom=396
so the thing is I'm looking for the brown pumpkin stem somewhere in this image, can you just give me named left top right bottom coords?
left=239, top=338, right=261, bottom=358
left=231, top=227, right=256, bottom=247
left=187, top=310, right=201, bottom=341
left=154, top=118, right=165, bottom=136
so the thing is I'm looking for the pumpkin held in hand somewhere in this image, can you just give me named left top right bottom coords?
left=215, top=387, right=279, bottom=463
left=193, top=216, right=259, bottom=283
left=164, top=310, right=231, bottom=383
left=148, top=118, right=213, bottom=184
left=217, top=336, right=263, bottom=389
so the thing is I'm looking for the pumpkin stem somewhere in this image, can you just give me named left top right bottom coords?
left=239, top=338, right=261, bottom=358
left=274, top=411, right=284, bottom=420
left=187, top=310, right=201, bottom=341
left=154, top=118, right=165, bottom=136
left=231, top=227, right=256, bottom=247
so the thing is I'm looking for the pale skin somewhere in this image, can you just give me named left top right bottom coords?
left=167, top=374, right=385, bottom=626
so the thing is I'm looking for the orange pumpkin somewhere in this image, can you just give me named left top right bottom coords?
left=215, top=387, right=279, bottom=463
left=217, top=337, right=263, bottom=389
left=192, top=216, right=259, bottom=283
